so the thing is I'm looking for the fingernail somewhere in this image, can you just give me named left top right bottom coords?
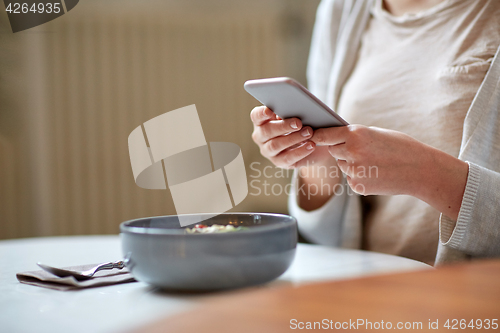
left=306, top=142, right=314, bottom=150
left=261, top=107, right=269, bottom=118
left=301, top=128, right=310, bottom=137
left=291, top=121, right=298, bottom=129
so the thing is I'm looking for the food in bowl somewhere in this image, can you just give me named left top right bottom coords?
left=184, top=224, right=248, bottom=234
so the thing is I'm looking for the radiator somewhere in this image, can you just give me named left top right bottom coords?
left=0, top=0, right=319, bottom=238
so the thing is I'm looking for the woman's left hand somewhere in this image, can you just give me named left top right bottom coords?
left=311, top=125, right=469, bottom=219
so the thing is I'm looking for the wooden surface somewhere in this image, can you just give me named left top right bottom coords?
left=137, top=259, right=500, bottom=332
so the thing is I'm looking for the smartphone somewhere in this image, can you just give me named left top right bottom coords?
left=244, top=77, right=348, bottom=128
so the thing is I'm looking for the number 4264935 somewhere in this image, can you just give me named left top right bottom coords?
left=444, top=319, right=498, bottom=330
left=5, top=3, right=62, bottom=14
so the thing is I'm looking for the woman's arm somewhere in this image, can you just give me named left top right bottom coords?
left=440, top=163, right=500, bottom=257
left=296, top=147, right=342, bottom=211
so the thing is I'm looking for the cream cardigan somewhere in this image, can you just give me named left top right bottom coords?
left=288, top=0, right=500, bottom=265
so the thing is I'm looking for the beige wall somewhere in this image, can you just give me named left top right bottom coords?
left=0, top=0, right=320, bottom=239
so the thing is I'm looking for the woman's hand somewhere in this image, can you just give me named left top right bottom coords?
left=311, top=125, right=469, bottom=219
left=250, top=106, right=333, bottom=169
left=312, top=125, right=427, bottom=196
left=251, top=106, right=341, bottom=211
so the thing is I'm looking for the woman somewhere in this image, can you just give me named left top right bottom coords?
left=250, top=0, right=500, bottom=265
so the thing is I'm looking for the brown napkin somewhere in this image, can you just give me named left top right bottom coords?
left=16, top=263, right=136, bottom=291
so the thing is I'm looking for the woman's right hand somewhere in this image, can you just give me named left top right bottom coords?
left=251, top=106, right=333, bottom=169
left=250, top=106, right=341, bottom=211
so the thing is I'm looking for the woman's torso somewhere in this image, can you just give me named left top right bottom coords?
left=336, top=0, right=500, bottom=264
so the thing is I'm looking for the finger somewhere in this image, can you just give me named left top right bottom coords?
left=345, top=174, right=353, bottom=186
left=345, top=175, right=366, bottom=195
left=311, top=126, right=349, bottom=146
left=273, top=141, right=316, bottom=169
left=336, top=159, right=354, bottom=177
left=262, top=127, right=313, bottom=157
left=250, top=106, right=278, bottom=126
left=255, top=118, right=302, bottom=143
left=327, top=143, right=349, bottom=160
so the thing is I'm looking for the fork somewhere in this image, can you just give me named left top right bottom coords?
left=37, top=261, right=125, bottom=281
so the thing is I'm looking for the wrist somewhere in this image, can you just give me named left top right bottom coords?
left=413, top=146, right=468, bottom=220
left=296, top=159, right=342, bottom=211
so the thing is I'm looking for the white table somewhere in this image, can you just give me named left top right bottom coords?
left=0, top=236, right=431, bottom=333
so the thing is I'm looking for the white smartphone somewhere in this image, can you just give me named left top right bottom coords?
left=244, top=77, right=348, bottom=128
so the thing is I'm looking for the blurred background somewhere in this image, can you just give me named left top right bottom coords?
left=0, top=0, right=321, bottom=240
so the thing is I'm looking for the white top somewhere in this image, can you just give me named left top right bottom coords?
left=289, top=0, right=500, bottom=265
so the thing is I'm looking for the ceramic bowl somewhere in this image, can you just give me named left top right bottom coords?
left=120, top=213, right=297, bottom=290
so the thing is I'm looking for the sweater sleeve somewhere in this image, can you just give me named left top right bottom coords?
left=295, top=0, right=348, bottom=246
left=306, top=0, right=345, bottom=101
left=293, top=0, right=367, bottom=248
left=439, top=162, right=500, bottom=256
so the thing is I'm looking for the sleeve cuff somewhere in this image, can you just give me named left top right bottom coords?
left=439, top=161, right=481, bottom=248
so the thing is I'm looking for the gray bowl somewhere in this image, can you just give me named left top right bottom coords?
left=120, top=213, right=297, bottom=291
